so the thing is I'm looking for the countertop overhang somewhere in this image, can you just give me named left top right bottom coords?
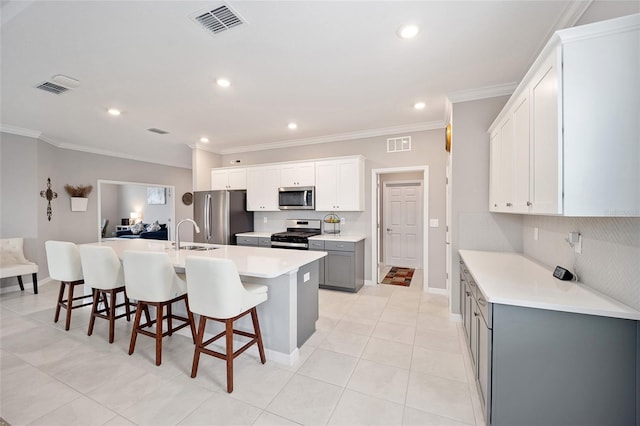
left=459, top=249, right=640, bottom=321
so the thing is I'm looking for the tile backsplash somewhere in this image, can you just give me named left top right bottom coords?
left=523, top=216, right=640, bottom=310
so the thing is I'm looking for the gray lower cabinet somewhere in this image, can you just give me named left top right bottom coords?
left=296, top=260, right=319, bottom=347
left=460, top=259, right=639, bottom=426
left=236, top=236, right=271, bottom=247
left=310, top=239, right=364, bottom=293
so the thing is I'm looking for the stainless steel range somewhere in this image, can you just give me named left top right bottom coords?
left=271, top=219, right=322, bottom=250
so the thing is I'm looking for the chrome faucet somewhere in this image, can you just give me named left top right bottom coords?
left=175, top=218, right=200, bottom=250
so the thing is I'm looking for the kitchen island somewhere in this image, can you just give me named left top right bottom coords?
left=90, top=239, right=326, bottom=365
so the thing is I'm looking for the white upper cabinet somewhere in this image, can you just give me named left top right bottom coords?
left=315, top=156, right=365, bottom=211
left=246, top=166, right=280, bottom=211
left=211, top=168, right=247, bottom=190
left=280, top=162, right=315, bottom=187
left=489, top=14, right=639, bottom=217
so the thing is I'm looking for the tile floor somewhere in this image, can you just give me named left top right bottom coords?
left=0, top=271, right=485, bottom=426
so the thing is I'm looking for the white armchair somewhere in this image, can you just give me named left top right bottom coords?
left=0, top=238, right=38, bottom=294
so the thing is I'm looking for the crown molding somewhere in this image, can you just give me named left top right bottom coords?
left=215, top=120, right=445, bottom=155
left=0, top=124, right=42, bottom=139
left=447, top=82, right=517, bottom=104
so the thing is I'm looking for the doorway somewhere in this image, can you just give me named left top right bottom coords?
left=383, top=181, right=423, bottom=268
left=371, top=166, right=429, bottom=289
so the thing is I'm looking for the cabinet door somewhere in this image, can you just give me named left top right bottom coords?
left=237, top=236, right=259, bottom=246
left=315, top=161, right=339, bottom=211
left=530, top=49, right=562, bottom=215
left=499, top=117, right=514, bottom=212
left=227, top=168, right=247, bottom=190
left=489, top=131, right=502, bottom=212
left=246, top=166, right=280, bottom=211
left=477, top=307, right=491, bottom=410
left=211, top=170, right=229, bottom=190
left=324, top=250, right=355, bottom=290
left=512, top=93, right=531, bottom=212
left=315, top=158, right=364, bottom=211
left=280, top=162, right=315, bottom=187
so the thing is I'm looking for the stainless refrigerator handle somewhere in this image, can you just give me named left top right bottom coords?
left=205, top=193, right=212, bottom=241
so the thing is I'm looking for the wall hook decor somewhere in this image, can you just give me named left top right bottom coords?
left=39, top=177, right=58, bottom=221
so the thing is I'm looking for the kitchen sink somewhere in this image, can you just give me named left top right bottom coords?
left=180, top=245, right=218, bottom=251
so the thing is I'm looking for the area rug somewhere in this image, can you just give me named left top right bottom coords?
left=381, top=267, right=415, bottom=286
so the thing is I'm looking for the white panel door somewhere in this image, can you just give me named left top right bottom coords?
left=383, top=182, right=422, bottom=268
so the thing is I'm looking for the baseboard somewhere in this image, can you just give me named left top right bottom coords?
left=425, top=286, right=447, bottom=295
left=450, top=313, right=462, bottom=323
left=364, top=279, right=374, bottom=286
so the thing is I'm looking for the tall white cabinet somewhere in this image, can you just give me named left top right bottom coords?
left=315, top=156, right=365, bottom=212
left=489, top=14, right=639, bottom=217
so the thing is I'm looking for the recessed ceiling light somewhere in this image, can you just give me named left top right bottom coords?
left=414, top=102, right=426, bottom=110
left=398, top=25, right=419, bottom=39
left=216, top=78, right=231, bottom=88
left=200, top=137, right=209, bottom=143
left=288, top=122, right=297, bottom=130
left=107, top=108, right=121, bottom=116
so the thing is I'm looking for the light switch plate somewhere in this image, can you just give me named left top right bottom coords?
left=303, top=272, right=310, bottom=282
left=429, top=219, right=439, bottom=228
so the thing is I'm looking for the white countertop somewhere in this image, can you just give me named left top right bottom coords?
left=92, top=239, right=326, bottom=279
left=459, top=250, right=640, bottom=320
left=235, top=232, right=365, bottom=242
left=310, top=234, right=365, bottom=242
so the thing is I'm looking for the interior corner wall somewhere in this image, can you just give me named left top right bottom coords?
left=192, top=148, right=221, bottom=192
left=450, top=96, right=524, bottom=314
left=1, top=132, right=193, bottom=289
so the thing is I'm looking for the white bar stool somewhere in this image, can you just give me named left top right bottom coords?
left=122, top=250, right=196, bottom=366
left=185, top=256, right=268, bottom=393
left=45, top=241, right=93, bottom=331
left=79, top=245, right=136, bottom=343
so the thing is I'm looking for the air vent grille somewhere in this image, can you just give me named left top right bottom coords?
left=147, top=128, right=169, bottom=135
left=387, top=136, right=411, bottom=153
left=35, top=82, right=69, bottom=95
left=193, top=4, right=244, bottom=35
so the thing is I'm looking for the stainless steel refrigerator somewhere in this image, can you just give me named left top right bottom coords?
left=193, top=190, right=254, bottom=245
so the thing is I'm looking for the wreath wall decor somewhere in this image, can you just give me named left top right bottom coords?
left=39, top=177, right=58, bottom=221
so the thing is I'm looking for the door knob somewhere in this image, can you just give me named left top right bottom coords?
left=386, top=228, right=392, bottom=231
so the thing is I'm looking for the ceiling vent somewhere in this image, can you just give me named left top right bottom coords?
left=387, top=136, right=412, bottom=153
left=147, top=128, right=169, bottom=135
left=35, top=81, right=70, bottom=95
left=191, top=4, right=245, bottom=36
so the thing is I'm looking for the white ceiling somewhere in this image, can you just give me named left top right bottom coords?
left=0, top=0, right=611, bottom=168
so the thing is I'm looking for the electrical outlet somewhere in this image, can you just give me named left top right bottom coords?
left=566, top=232, right=582, bottom=254
left=263, top=217, right=267, bottom=224
left=534, top=227, right=539, bottom=241
left=340, top=217, right=345, bottom=224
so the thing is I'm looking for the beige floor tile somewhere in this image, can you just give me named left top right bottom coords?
left=352, top=294, right=389, bottom=309
left=101, top=415, right=137, bottom=426
left=379, top=306, right=419, bottom=326
left=411, top=347, right=467, bottom=382
left=266, top=374, right=343, bottom=426
left=333, top=317, right=377, bottom=337
left=361, top=337, right=413, bottom=370
left=87, top=369, right=166, bottom=413
left=372, top=320, right=416, bottom=345
left=319, top=329, right=369, bottom=357
left=298, top=348, right=358, bottom=386
left=357, top=284, right=396, bottom=298
left=414, top=328, right=461, bottom=354
left=252, top=411, right=301, bottom=426
left=416, top=312, right=459, bottom=333
left=28, top=395, right=118, bottom=426
left=346, top=359, right=409, bottom=404
left=346, top=303, right=385, bottom=322
left=401, top=406, right=473, bottom=426
left=406, top=371, right=475, bottom=424
left=328, top=389, right=404, bottom=425
left=225, top=359, right=295, bottom=408
left=178, top=392, right=262, bottom=425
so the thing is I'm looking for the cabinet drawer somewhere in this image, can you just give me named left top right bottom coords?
left=324, top=241, right=355, bottom=252
left=309, top=240, right=325, bottom=250
left=237, top=236, right=259, bottom=246
left=477, top=290, right=492, bottom=329
left=258, top=238, right=271, bottom=247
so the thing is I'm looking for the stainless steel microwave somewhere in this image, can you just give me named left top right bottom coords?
left=278, top=186, right=315, bottom=210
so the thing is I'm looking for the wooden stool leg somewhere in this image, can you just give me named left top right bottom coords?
left=108, top=289, right=117, bottom=343
left=88, top=288, right=100, bottom=336
left=225, top=319, right=234, bottom=393
left=54, top=281, right=65, bottom=323
left=167, top=303, right=173, bottom=336
left=251, top=307, right=266, bottom=364
left=185, top=297, right=196, bottom=344
left=17, top=276, right=24, bottom=291
left=64, top=282, right=75, bottom=330
left=191, top=315, right=207, bottom=378
left=129, top=301, right=143, bottom=356
left=124, top=290, right=131, bottom=321
left=155, top=303, right=163, bottom=366
left=32, top=273, right=38, bottom=294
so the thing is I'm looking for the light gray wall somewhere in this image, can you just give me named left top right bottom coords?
left=219, top=129, right=448, bottom=288
left=100, top=183, right=119, bottom=237
left=576, top=1, right=639, bottom=26
left=192, top=148, right=221, bottom=191
left=0, top=132, right=193, bottom=288
left=118, top=184, right=172, bottom=225
left=450, top=97, right=524, bottom=314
